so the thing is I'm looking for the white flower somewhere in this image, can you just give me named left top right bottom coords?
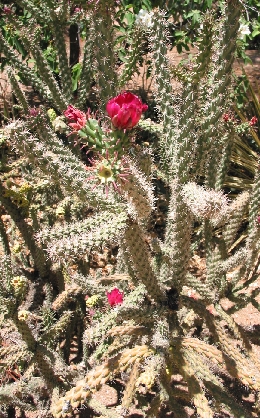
left=135, top=9, right=154, bottom=29
left=238, top=23, right=250, bottom=38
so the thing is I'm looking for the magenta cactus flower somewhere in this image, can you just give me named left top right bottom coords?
left=3, top=6, right=12, bottom=14
left=249, top=116, right=258, bottom=126
left=106, top=92, right=148, bottom=130
left=106, top=288, right=124, bottom=307
left=64, top=105, right=87, bottom=132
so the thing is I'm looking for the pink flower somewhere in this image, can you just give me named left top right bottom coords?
left=223, top=113, right=231, bottom=122
left=249, top=116, right=258, bottom=126
left=3, top=6, right=12, bottom=14
left=106, top=92, right=148, bottom=130
left=106, top=288, right=124, bottom=307
left=64, top=105, right=87, bottom=131
left=28, top=107, right=39, bottom=117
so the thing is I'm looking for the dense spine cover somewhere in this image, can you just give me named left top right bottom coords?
left=1, top=0, right=260, bottom=417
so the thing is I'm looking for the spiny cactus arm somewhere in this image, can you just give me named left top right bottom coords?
left=93, top=14, right=118, bottom=107
left=118, top=26, right=144, bottom=88
left=218, top=248, right=247, bottom=281
left=181, top=182, right=230, bottom=222
left=160, top=182, right=192, bottom=289
left=39, top=310, right=74, bottom=346
left=33, top=345, right=71, bottom=391
left=243, top=249, right=260, bottom=294
left=184, top=273, right=215, bottom=303
left=184, top=296, right=260, bottom=391
left=37, top=209, right=127, bottom=244
left=5, top=16, right=68, bottom=111
left=90, top=335, right=126, bottom=362
left=149, top=11, right=173, bottom=125
left=152, top=318, right=170, bottom=353
left=222, top=292, right=252, bottom=315
left=221, top=191, right=249, bottom=249
left=248, top=159, right=260, bottom=235
left=170, top=19, right=217, bottom=180
left=200, top=1, right=241, bottom=186
left=0, top=344, right=33, bottom=373
left=136, top=354, right=165, bottom=392
left=138, top=118, right=164, bottom=135
left=106, top=324, right=147, bottom=338
left=203, top=219, right=227, bottom=295
left=135, top=147, right=154, bottom=179
left=49, top=9, right=73, bottom=102
left=192, top=0, right=241, bottom=184
left=170, top=339, right=250, bottom=417
left=0, top=384, right=37, bottom=413
left=0, top=183, right=49, bottom=278
left=43, top=212, right=127, bottom=263
left=20, top=22, right=68, bottom=110
left=174, top=337, right=224, bottom=367
left=12, top=313, right=37, bottom=351
left=213, top=318, right=260, bottom=391
left=214, top=304, right=260, bottom=370
left=149, top=10, right=215, bottom=179
left=170, top=344, right=214, bottom=418
left=118, top=305, right=164, bottom=325
left=14, top=0, right=51, bottom=25
left=51, top=345, right=153, bottom=417
left=83, top=311, right=119, bottom=349
left=51, top=287, right=83, bottom=311
left=115, top=245, right=138, bottom=280
left=0, top=31, right=52, bottom=103
left=5, top=121, right=119, bottom=209
left=0, top=256, right=15, bottom=317
left=83, top=284, right=147, bottom=351
left=120, top=218, right=165, bottom=301
left=190, top=13, right=215, bottom=84
left=75, top=19, right=95, bottom=108
left=215, top=130, right=235, bottom=191
left=121, top=360, right=140, bottom=412
left=6, top=67, right=29, bottom=114
left=69, top=272, right=106, bottom=295
left=158, top=371, right=189, bottom=417
left=148, top=11, right=178, bottom=173
left=0, top=213, right=11, bottom=256
left=122, top=157, right=155, bottom=222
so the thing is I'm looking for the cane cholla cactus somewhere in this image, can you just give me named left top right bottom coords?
left=1, top=0, right=260, bottom=418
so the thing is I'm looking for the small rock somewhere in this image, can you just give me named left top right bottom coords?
left=92, top=384, right=118, bottom=407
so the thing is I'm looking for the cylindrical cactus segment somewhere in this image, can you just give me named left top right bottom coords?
left=51, top=345, right=153, bottom=417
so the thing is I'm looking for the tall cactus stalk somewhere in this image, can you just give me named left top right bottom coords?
left=1, top=0, right=260, bottom=417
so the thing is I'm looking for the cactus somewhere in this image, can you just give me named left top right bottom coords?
left=1, top=0, right=260, bottom=417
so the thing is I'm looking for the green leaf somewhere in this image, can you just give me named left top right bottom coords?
left=141, top=0, right=152, bottom=11
left=252, top=29, right=260, bottom=37
left=71, top=63, right=82, bottom=92
left=115, top=35, right=127, bottom=46
left=183, top=43, right=190, bottom=51
left=118, top=49, right=127, bottom=62
left=192, top=11, right=201, bottom=25
left=125, top=11, right=134, bottom=26
left=177, top=44, right=183, bottom=53
left=174, top=30, right=185, bottom=37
